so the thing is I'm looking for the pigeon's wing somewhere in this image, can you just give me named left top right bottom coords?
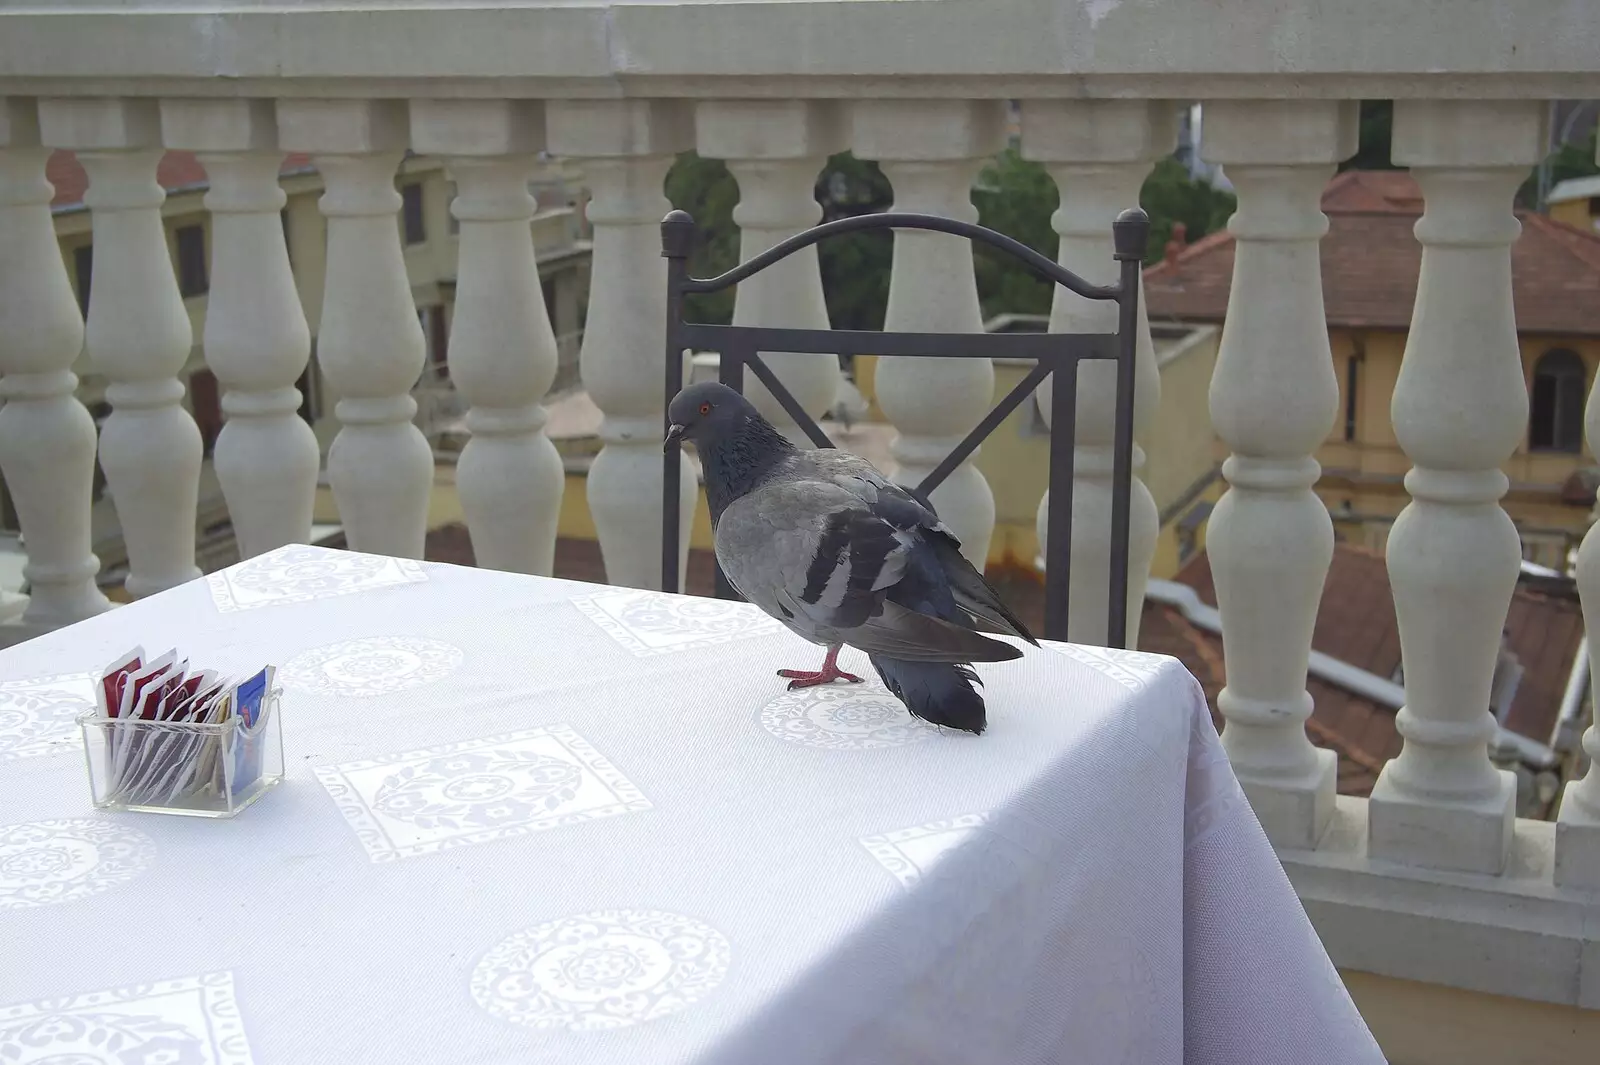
left=716, top=478, right=1021, bottom=664
left=791, top=451, right=1039, bottom=645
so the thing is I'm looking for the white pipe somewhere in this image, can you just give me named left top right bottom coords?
left=1551, top=643, right=1590, bottom=751
left=1519, top=558, right=1565, bottom=580
left=1145, top=578, right=1559, bottom=770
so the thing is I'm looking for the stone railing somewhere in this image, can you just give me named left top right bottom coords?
left=1, top=1, right=1599, bottom=1041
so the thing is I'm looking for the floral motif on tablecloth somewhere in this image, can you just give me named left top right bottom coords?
left=1048, top=643, right=1175, bottom=693
left=0, top=819, right=154, bottom=911
left=315, top=725, right=650, bottom=862
left=1048, top=643, right=1191, bottom=754
left=0, top=971, right=254, bottom=1064
left=859, top=813, right=988, bottom=888
left=206, top=544, right=427, bottom=613
left=471, top=909, right=731, bottom=1031
left=759, top=683, right=942, bottom=749
left=0, top=671, right=96, bottom=761
left=570, top=589, right=781, bottom=657
left=280, top=636, right=463, bottom=698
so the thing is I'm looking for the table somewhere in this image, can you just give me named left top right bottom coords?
left=1, top=544, right=1384, bottom=1064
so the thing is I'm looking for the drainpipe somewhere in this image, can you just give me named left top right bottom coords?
left=1146, top=578, right=1560, bottom=770
left=1551, top=644, right=1590, bottom=753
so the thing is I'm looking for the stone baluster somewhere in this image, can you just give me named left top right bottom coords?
left=0, top=98, right=111, bottom=626
left=37, top=97, right=202, bottom=599
left=547, top=100, right=694, bottom=590
left=1557, top=407, right=1600, bottom=889
left=1555, top=128, right=1600, bottom=893
left=276, top=100, right=433, bottom=559
left=1195, top=101, right=1358, bottom=850
left=1369, top=100, right=1547, bottom=875
left=851, top=100, right=1003, bottom=566
left=161, top=99, right=318, bottom=561
left=411, top=99, right=564, bottom=574
left=695, top=101, right=840, bottom=443
left=1020, top=100, right=1171, bottom=648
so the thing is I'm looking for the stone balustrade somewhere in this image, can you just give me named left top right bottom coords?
left=0, top=0, right=1598, bottom=1039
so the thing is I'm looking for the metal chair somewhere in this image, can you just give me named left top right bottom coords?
left=659, top=208, right=1148, bottom=648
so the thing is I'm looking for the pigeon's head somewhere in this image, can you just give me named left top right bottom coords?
left=664, top=382, right=755, bottom=452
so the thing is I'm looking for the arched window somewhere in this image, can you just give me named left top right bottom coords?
left=1529, top=348, right=1586, bottom=453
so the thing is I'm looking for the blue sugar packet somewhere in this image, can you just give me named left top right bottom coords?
left=235, top=667, right=270, bottom=728
left=230, top=667, right=274, bottom=795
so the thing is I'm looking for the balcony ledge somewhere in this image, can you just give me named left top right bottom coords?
left=1284, top=796, right=1600, bottom=1011
left=0, top=1, right=1598, bottom=100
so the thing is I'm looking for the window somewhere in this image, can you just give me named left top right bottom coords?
left=1529, top=347, right=1586, bottom=453
left=1343, top=354, right=1360, bottom=442
left=187, top=368, right=222, bottom=456
left=73, top=245, right=93, bottom=316
left=400, top=182, right=426, bottom=245
left=297, top=343, right=321, bottom=426
left=417, top=306, right=450, bottom=380
left=88, top=401, right=111, bottom=504
left=542, top=276, right=559, bottom=326
left=0, top=479, right=18, bottom=534
left=175, top=224, right=208, bottom=297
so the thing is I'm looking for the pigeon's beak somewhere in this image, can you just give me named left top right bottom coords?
left=663, top=423, right=686, bottom=451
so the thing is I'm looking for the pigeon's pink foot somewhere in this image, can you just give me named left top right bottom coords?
left=777, top=645, right=863, bottom=690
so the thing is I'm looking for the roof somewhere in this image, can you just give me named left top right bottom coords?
left=1140, top=542, right=1586, bottom=802
left=46, top=150, right=315, bottom=212
left=1145, top=169, right=1600, bottom=337
left=1548, top=174, right=1600, bottom=205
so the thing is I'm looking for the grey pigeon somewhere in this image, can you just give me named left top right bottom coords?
left=665, top=381, right=1037, bottom=734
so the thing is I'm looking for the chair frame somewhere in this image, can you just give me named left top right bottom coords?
left=659, top=207, right=1148, bottom=648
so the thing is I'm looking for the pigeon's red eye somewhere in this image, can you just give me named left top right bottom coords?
left=699, top=402, right=712, bottom=415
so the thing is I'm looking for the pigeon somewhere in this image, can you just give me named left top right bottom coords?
left=664, top=381, right=1037, bottom=734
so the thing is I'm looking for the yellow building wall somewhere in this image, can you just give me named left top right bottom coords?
left=1548, top=198, right=1596, bottom=232
left=852, top=327, right=1222, bottom=576
left=1318, top=327, right=1600, bottom=552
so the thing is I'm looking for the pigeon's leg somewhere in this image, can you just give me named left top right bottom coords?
left=777, top=644, right=864, bottom=690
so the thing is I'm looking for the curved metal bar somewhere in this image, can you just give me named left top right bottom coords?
left=682, top=212, right=1121, bottom=301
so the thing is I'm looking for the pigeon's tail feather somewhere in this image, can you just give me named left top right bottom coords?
left=925, top=534, right=1038, bottom=646
left=850, top=601, right=1023, bottom=663
left=870, top=655, right=987, bottom=734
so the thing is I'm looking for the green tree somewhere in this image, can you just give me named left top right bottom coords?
left=813, top=152, right=895, bottom=331
left=1340, top=100, right=1400, bottom=172
left=970, top=148, right=1060, bottom=318
left=1522, top=129, right=1600, bottom=209
left=663, top=151, right=739, bottom=324
left=968, top=149, right=1237, bottom=319
left=664, top=150, right=895, bottom=329
left=664, top=145, right=1240, bottom=330
left=1340, top=99, right=1600, bottom=209
left=1136, top=157, right=1236, bottom=267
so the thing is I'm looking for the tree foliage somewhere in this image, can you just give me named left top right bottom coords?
left=663, top=144, right=1238, bottom=328
left=1341, top=99, right=1600, bottom=208
left=664, top=150, right=895, bottom=330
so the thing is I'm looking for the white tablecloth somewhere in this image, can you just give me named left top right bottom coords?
left=1, top=544, right=1384, bottom=1064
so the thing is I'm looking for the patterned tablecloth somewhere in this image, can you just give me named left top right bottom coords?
left=1, top=545, right=1384, bottom=1065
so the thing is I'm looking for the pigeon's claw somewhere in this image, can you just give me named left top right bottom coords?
left=778, top=666, right=865, bottom=690
left=776, top=644, right=862, bottom=690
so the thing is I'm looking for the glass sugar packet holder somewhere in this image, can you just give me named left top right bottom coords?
left=77, top=687, right=285, bottom=819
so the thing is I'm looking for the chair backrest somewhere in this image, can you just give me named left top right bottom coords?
left=659, top=208, right=1149, bottom=648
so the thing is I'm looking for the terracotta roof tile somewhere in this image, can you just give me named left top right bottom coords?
left=46, top=150, right=316, bottom=211
left=1144, top=541, right=1584, bottom=802
left=1145, top=169, right=1600, bottom=337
